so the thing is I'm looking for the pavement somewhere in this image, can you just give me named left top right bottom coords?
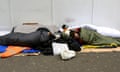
left=0, top=51, right=120, bottom=72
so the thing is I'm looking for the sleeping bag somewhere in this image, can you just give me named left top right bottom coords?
left=0, top=27, right=55, bottom=55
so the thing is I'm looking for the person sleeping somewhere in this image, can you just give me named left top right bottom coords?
left=60, top=24, right=120, bottom=46
left=60, top=24, right=120, bottom=38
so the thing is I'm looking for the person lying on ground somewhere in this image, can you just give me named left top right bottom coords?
left=60, top=24, right=120, bottom=46
left=60, top=24, right=120, bottom=38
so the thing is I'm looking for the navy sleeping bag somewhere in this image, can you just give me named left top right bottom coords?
left=0, top=27, right=55, bottom=55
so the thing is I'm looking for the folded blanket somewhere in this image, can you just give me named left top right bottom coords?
left=0, top=45, right=40, bottom=53
left=0, top=46, right=29, bottom=58
left=0, top=45, right=41, bottom=58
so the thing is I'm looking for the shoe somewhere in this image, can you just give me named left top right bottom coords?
left=60, top=50, right=76, bottom=60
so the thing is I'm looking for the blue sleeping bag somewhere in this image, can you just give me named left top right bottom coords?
left=22, top=48, right=40, bottom=53
left=0, top=45, right=8, bottom=52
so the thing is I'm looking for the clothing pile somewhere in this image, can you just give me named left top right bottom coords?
left=0, top=24, right=81, bottom=60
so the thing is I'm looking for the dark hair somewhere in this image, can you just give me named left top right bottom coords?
left=62, top=24, right=69, bottom=29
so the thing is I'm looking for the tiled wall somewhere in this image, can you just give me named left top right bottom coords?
left=0, top=0, right=120, bottom=30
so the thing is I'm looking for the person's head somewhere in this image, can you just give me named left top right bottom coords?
left=61, top=24, right=69, bottom=32
left=61, top=29, right=79, bottom=40
left=62, top=24, right=69, bottom=29
left=59, top=24, right=79, bottom=40
left=61, top=24, right=70, bottom=36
